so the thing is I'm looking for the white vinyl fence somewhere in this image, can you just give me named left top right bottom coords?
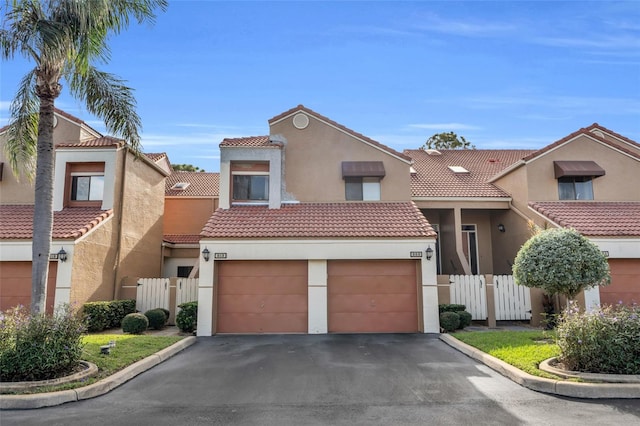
left=136, top=278, right=170, bottom=313
left=175, top=278, right=198, bottom=315
left=493, top=275, right=531, bottom=320
left=449, top=275, right=488, bottom=320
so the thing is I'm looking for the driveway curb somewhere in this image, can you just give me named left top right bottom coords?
left=439, top=334, right=640, bottom=399
left=0, top=336, right=196, bottom=410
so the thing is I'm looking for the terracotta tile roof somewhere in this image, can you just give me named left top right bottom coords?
left=201, top=202, right=436, bottom=239
left=145, top=152, right=167, bottom=162
left=405, top=149, right=535, bottom=198
left=268, top=105, right=413, bottom=162
left=523, top=127, right=640, bottom=162
left=219, top=136, right=282, bottom=149
left=165, top=171, right=219, bottom=197
left=0, top=205, right=113, bottom=240
left=56, top=136, right=124, bottom=148
left=529, top=202, right=640, bottom=237
left=163, top=234, right=200, bottom=244
left=584, top=123, right=640, bottom=150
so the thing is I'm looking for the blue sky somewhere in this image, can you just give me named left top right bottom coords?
left=1, top=1, right=639, bottom=172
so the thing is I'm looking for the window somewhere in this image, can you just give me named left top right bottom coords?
left=177, top=266, right=194, bottom=278
left=345, top=177, right=381, bottom=201
left=232, top=174, right=269, bottom=201
left=71, top=175, right=104, bottom=201
left=558, top=176, right=594, bottom=200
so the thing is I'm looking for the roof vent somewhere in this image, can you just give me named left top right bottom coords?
left=487, top=158, right=500, bottom=163
left=171, top=182, right=191, bottom=191
left=591, top=129, right=605, bottom=139
left=448, top=166, right=470, bottom=174
left=410, top=166, right=417, bottom=175
left=425, top=149, right=441, bottom=156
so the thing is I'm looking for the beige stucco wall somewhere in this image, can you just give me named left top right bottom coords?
left=269, top=113, right=412, bottom=202
left=524, top=135, right=639, bottom=202
left=164, top=197, right=218, bottom=235
left=113, top=151, right=166, bottom=287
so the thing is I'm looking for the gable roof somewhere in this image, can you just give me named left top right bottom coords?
left=145, top=152, right=168, bottom=162
left=201, top=202, right=436, bottom=239
left=163, top=234, right=200, bottom=244
left=220, top=136, right=281, bottom=149
left=165, top=171, right=219, bottom=197
left=268, top=105, right=413, bottom=163
left=405, top=149, right=535, bottom=198
left=0, top=206, right=113, bottom=240
left=529, top=202, right=640, bottom=237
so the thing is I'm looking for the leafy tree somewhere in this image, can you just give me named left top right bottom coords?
left=172, top=163, right=205, bottom=172
left=1, top=0, right=167, bottom=314
left=513, top=228, right=610, bottom=301
left=421, top=131, right=475, bottom=150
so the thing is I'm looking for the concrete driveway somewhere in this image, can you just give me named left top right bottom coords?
left=3, top=334, right=640, bottom=425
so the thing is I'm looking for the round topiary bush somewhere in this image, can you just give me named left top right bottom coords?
left=122, top=313, right=149, bottom=334
left=457, top=311, right=472, bottom=329
left=159, top=308, right=170, bottom=323
left=439, top=311, right=460, bottom=332
left=144, top=309, right=167, bottom=330
left=176, top=301, right=198, bottom=333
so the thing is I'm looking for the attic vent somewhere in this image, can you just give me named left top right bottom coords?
left=591, top=130, right=605, bottom=138
left=171, top=182, right=191, bottom=191
left=410, top=166, right=417, bottom=175
left=425, top=149, right=441, bottom=156
left=448, top=166, right=470, bottom=174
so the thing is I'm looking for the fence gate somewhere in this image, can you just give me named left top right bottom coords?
left=136, top=278, right=170, bottom=313
left=449, top=275, right=488, bottom=320
left=175, top=278, right=198, bottom=315
left=494, top=275, right=532, bottom=320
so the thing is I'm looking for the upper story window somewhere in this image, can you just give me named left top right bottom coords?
left=553, top=161, right=604, bottom=201
left=558, top=176, right=594, bottom=200
left=71, top=175, right=104, bottom=201
left=65, top=162, right=105, bottom=207
left=342, top=161, right=385, bottom=201
left=231, top=161, right=269, bottom=202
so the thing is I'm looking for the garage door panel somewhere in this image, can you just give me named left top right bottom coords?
left=330, top=294, right=416, bottom=313
left=601, top=259, right=640, bottom=306
left=328, top=260, right=419, bottom=333
left=330, top=313, right=418, bottom=333
left=0, top=262, right=57, bottom=312
left=219, top=277, right=307, bottom=295
left=216, top=260, right=308, bottom=333
left=328, top=260, right=417, bottom=277
left=217, top=313, right=307, bottom=334
left=328, top=277, right=416, bottom=294
left=218, top=294, right=308, bottom=313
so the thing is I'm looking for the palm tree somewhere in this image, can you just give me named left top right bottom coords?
left=1, top=0, right=167, bottom=314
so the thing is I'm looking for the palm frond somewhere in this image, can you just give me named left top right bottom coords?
left=4, top=69, right=39, bottom=181
left=68, top=66, right=142, bottom=152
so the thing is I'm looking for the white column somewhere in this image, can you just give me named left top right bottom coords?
left=196, top=247, right=215, bottom=336
left=53, top=243, right=73, bottom=309
left=308, top=260, right=328, bottom=334
left=421, top=248, right=440, bottom=333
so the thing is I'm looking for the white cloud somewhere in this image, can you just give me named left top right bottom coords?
left=413, top=14, right=516, bottom=37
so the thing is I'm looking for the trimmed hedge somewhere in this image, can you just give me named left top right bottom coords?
left=176, top=301, right=197, bottom=333
left=439, top=304, right=466, bottom=314
left=457, top=311, right=473, bottom=329
left=83, top=299, right=136, bottom=332
left=440, top=312, right=460, bottom=332
left=122, top=313, right=149, bottom=334
left=145, top=308, right=168, bottom=330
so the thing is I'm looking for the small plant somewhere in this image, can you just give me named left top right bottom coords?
left=122, top=313, right=149, bottom=334
left=457, top=311, right=472, bottom=329
left=439, top=304, right=466, bottom=314
left=0, top=304, right=86, bottom=382
left=176, top=301, right=197, bottom=333
left=144, top=308, right=168, bottom=330
left=440, top=311, right=460, bottom=332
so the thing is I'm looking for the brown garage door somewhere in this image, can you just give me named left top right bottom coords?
left=0, top=261, right=57, bottom=313
left=328, top=260, right=419, bottom=333
left=217, top=260, right=308, bottom=333
left=600, top=259, right=640, bottom=306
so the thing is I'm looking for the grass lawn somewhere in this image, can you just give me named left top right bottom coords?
left=5, top=334, right=183, bottom=395
left=452, top=330, right=561, bottom=379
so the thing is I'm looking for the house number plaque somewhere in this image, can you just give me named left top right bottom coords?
left=214, top=253, right=227, bottom=259
left=410, top=251, right=423, bottom=258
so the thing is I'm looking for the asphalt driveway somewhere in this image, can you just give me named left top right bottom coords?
left=3, top=334, right=639, bottom=425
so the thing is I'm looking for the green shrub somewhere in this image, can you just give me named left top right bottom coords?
left=159, top=308, right=170, bottom=323
left=144, top=309, right=167, bottom=330
left=83, top=299, right=136, bottom=332
left=556, top=302, right=640, bottom=374
left=457, top=311, right=473, bottom=329
left=176, top=301, right=198, bottom=333
left=439, top=304, right=466, bottom=313
left=122, top=313, right=149, bottom=334
left=0, top=304, right=86, bottom=381
left=440, top=311, right=460, bottom=332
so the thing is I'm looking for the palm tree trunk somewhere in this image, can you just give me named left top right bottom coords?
left=31, top=96, right=56, bottom=315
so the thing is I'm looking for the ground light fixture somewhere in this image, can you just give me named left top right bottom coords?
left=58, top=247, right=67, bottom=262
left=426, top=246, right=434, bottom=261
left=202, top=247, right=210, bottom=262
